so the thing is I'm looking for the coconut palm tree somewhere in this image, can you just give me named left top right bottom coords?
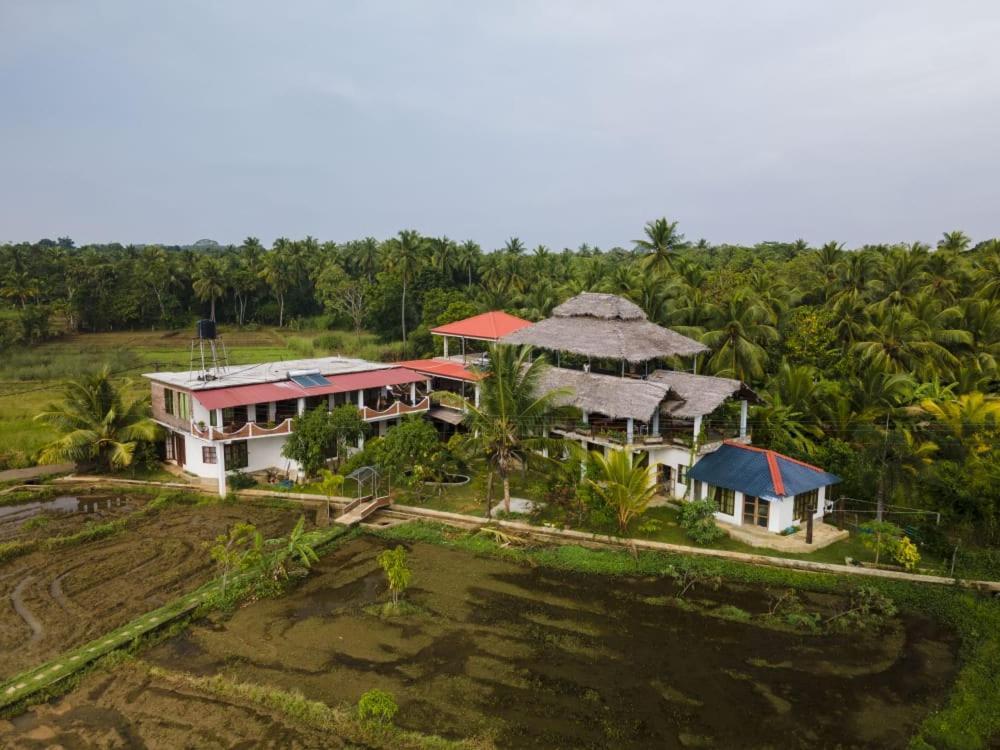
left=382, top=230, right=427, bottom=355
left=192, top=255, right=226, bottom=322
left=36, top=366, right=159, bottom=472
left=586, top=449, right=658, bottom=534
left=455, top=240, right=480, bottom=288
left=258, top=249, right=292, bottom=327
left=920, top=392, right=1000, bottom=458
left=853, top=308, right=958, bottom=378
left=701, top=291, right=779, bottom=382
left=503, top=237, right=526, bottom=255
left=634, top=217, right=687, bottom=275
left=938, top=230, right=972, bottom=253
left=460, top=344, right=570, bottom=515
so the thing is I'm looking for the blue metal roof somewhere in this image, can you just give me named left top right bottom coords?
left=688, top=443, right=840, bottom=499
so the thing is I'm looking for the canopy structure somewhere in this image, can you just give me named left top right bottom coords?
left=396, top=358, right=482, bottom=383
left=689, top=442, right=841, bottom=499
left=502, top=292, right=708, bottom=363
left=431, top=311, right=533, bottom=342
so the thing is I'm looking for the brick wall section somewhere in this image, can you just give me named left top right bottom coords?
left=150, top=381, right=191, bottom=432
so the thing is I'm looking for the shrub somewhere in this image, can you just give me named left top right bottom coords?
left=227, top=470, right=256, bottom=490
left=826, top=585, right=897, bottom=633
left=679, top=499, right=725, bottom=545
left=357, top=688, right=398, bottom=725
left=377, top=545, right=411, bottom=606
left=893, top=535, right=921, bottom=571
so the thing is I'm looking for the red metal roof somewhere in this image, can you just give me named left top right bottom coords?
left=430, top=311, right=532, bottom=340
left=193, top=367, right=425, bottom=410
left=396, top=358, right=482, bottom=382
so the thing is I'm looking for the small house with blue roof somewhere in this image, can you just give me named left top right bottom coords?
left=687, top=441, right=841, bottom=533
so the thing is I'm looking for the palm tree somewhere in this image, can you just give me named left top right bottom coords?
left=258, top=250, right=292, bottom=327
left=460, top=344, right=570, bottom=515
left=192, top=256, right=226, bottom=322
left=585, top=450, right=657, bottom=534
left=920, top=392, right=1000, bottom=459
left=429, top=236, right=457, bottom=279
left=455, top=240, right=480, bottom=288
left=503, top=237, right=526, bottom=255
left=634, top=218, right=687, bottom=275
left=701, top=291, right=779, bottom=382
left=36, top=366, right=159, bottom=472
left=938, top=230, right=972, bottom=253
left=853, top=308, right=959, bottom=378
left=383, top=230, right=427, bottom=355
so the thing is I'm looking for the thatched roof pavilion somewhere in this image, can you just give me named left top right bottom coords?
left=502, top=292, right=708, bottom=363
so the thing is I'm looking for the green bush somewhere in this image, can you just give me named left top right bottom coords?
left=227, top=470, right=256, bottom=490
left=679, top=500, right=726, bottom=545
left=357, top=688, right=398, bottom=725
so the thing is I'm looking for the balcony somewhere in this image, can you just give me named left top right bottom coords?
left=552, top=418, right=748, bottom=452
left=191, top=418, right=294, bottom=441
left=360, top=397, right=431, bottom=422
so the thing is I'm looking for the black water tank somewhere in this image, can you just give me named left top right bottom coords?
left=196, top=319, right=217, bottom=340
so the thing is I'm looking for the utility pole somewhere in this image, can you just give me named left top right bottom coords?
left=876, top=413, right=890, bottom=522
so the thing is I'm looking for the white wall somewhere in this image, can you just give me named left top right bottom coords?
left=646, top=445, right=696, bottom=497
left=191, top=399, right=212, bottom=428
left=247, top=436, right=298, bottom=476
left=182, top=433, right=217, bottom=479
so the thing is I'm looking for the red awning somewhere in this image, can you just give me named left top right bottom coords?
left=193, top=367, right=425, bottom=410
left=396, top=359, right=482, bottom=382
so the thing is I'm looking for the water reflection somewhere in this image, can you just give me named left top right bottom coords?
left=0, top=495, right=128, bottom=525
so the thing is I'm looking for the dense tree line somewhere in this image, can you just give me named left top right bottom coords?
left=2, top=223, right=998, bottom=544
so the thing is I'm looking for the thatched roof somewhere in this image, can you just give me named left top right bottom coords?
left=552, top=292, right=646, bottom=320
left=503, top=292, right=708, bottom=363
left=537, top=367, right=669, bottom=422
left=648, top=369, right=759, bottom=419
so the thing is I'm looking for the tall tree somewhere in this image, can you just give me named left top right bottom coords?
left=382, top=230, right=427, bottom=355
left=192, top=256, right=226, bottom=322
left=634, top=218, right=687, bottom=275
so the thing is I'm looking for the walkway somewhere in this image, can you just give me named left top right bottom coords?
left=723, top=521, right=848, bottom=552
left=335, top=496, right=390, bottom=526
left=0, top=463, right=74, bottom=484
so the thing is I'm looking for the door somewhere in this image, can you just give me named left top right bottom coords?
left=657, top=464, right=672, bottom=493
left=172, top=433, right=186, bottom=467
left=742, top=495, right=770, bottom=528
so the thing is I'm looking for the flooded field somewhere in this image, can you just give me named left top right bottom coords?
left=2, top=535, right=958, bottom=749
left=0, top=492, right=307, bottom=678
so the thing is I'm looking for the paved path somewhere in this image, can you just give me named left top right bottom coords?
left=0, top=464, right=74, bottom=484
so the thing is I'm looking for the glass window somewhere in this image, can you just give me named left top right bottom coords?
left=164, top=388, right=174, bottom=415
left=794, top=489, right=819, bottom=521
left=224, top=441, right=249, bottom=469
left=677, top=464, right=688, bottom=485
left=712, top=485, right=735, bottom=515
left=202, top=446, right=217, bottom=464
left=176, top=392, right=190, bottom=420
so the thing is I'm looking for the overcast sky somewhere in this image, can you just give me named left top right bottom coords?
left=2, top=1, right=998, bottom=250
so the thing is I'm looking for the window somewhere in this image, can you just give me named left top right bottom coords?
left=175, top=392, right=190, bottom=420
left=202, top=446, right=217, bottom=464
left=794, top=489, right=819, bottom=521
left=210, top=409, right=218, bottom=427
left=712, top=485, right=735, bottom=515
left=164, top=388, right=174, bottom=415
left=677, top=464, right=688, bottom=485
left=224, top=440, right=249, bottom=469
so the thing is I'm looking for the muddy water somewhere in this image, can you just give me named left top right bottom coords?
left=0, top=495, right=130, bottom=538
left=104, top=537, right=957, bottom=749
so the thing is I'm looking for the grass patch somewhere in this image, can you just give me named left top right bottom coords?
left=145, top=666, right=485, bottom=749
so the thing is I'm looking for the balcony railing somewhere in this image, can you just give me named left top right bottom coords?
left=360, top=397, right=431, bottom=421
left=191, top=418, right=294, bottom=441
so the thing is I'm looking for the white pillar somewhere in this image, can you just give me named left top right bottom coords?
left=215, top=408, right=223, bottom=429
left=297, top=397, right=306, bottom=416
left=541, top=426, right=549, bottom=458
left=651, top=410, right=660, bottom=436
left=443, top=336, right=449, bottom=357
left=692, top=355, right=698, bottom=375
left=581, top=410, right=589, bottom=425
left=247, top=404, right=257, bottom=422
left=357, top=390, right=364, bottom=408
left=693, top=416, right=703, bottom=447
left=739, top=399, right=748, bottom=438
left=474, top=383, right=481, bottom=408
left=268, top=401, right=277, bottom=422
left=357, top=432, right=365, bottom=450
left=216, top=443, right=227, bottom=496
left=626, top=418, right=634, bottom=444
left=410, top=382, right=417, bottom=405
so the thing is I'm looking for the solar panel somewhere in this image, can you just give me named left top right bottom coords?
left=290, top=373, right=329, bottom=388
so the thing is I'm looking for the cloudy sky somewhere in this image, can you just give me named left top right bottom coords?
left=2, top=1, right=998, bottom=249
